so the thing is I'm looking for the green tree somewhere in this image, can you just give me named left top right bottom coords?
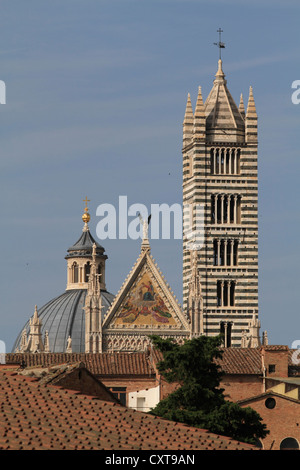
left=148, top=334, right=269, bottom=445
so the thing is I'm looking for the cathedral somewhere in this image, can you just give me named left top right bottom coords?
left=12, top=56, right=264, bottom=354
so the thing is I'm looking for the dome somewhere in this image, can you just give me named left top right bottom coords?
left=12, top=288, right=114, bottom=353
left=66, top=228, right=106, bottom=259
left=12, top=203, right=114, bottom=353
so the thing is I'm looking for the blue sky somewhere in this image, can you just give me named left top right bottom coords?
left=1, top=0, right=300, bottom=351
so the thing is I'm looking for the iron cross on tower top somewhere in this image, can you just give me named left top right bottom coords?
left=214, top=28, right=225, bottom=60
left=83, top=197, right=90, bottom=210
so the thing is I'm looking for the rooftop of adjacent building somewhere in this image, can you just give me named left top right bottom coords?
left=6, top=344, right=299, bottom=378
left=0, top=363, right=256, bottom=450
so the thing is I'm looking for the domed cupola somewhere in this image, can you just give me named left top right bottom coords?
left=12, top=199, right=114, bottom=353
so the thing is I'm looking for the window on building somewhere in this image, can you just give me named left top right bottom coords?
left=211, top=195, right=215, bottom=224
left=136, top=397, right=146, bottom=411
left=217, top=280, right=236, bottom=307
left=72, top=262, right=79, bottom=283
left=211, top=194, right=241, bottom=225
left=265, top=397, right=276, bottom=409
left=230, top=281, right=235, bottom=307
left=268, top=364, right=276, bottom=374
left=213, top=239, right=239, bottom=267
left=220, top=322, right=232, bottom=348
left=213, top=240, right=218, bottom=266
left=217, top=281, right=222, bottom=307
left=84, top=262, right=91, bottom=282
left=210, top=147, right=241, bottom=175
left=233, top=241, right=238, bottom=266
left=110, top=387, right=127, bottom=406
left=280, top=438, right=299, bottom=450
left=236, top=149, right=241, bottom=174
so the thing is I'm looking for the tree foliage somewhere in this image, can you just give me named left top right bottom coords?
left=148, top=334, right=269, bottom=445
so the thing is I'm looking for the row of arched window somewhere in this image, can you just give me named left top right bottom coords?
left=217, top=280, right=236, bottom=307
left=211, top=194, right=241, bottom=224
left=213, top=239, right=239, bottom=266
left=185, top=147, right=241, bottom=179
left=70, top=261, right=101, bottom=284
left=210, top=147, right=241, bottom=175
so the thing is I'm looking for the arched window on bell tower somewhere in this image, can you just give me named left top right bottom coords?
left=220, top=322, right=232, bottom=347
left=72, top=262, right=79, bottom=283
left=84, top=262, right=91, bottom=283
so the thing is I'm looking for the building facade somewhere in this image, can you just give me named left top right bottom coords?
left=183, top=59, right=259, bottom=347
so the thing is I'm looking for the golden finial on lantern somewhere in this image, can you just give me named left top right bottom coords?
left=82, top=197, right=91, bottom=225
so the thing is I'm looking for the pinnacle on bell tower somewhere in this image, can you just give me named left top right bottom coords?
left=193, top=87, right=206, bottom=139
left=182, top=31, right=259, bottom=347
left=183, top=93, right=194, bottom=146
left=84, top=243, right=103, bottom=353
left=245, top=86, right=258, bottom=143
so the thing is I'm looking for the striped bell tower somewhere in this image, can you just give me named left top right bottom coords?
left=182, top=58, right=259, bottom=347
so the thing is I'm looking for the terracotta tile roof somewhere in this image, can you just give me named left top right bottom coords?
left=216, top=348, right=262, bottom=375
left=263, top=345, right=289, bottom=351
left=0, top=366, right=256, bottom=450
left=7, top=347, right=266, bottom=377
left=7, top=352, right=156, bottom=377
left=152, top=348, right=263, bottom=375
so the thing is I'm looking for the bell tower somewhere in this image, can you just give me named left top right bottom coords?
left=182, top=52, right=259, bottom=347
left=65, top=198, right=108, bottom=291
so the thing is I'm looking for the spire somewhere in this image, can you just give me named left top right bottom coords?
left=241, top=314, right=261, bottom=348
left=32, top=304, right=39, bottom=324
left=245, top=86, right=258, bottom=143
left=84, top=243, right=103, bottom=353
left=239, top=93, right=245, bottom=119
left=193, top=86, right=206, bottom=139
left=140, top=214, right=151, bottom=253
left=204, top=59, right=245, bottom=142
left=246, top=86, right=257, bottom=117
left=183, top=93, right=194, bottom=146
left=27, top=305, right=44, bottom=353
left=214, top=59, right=226, bottom=83
left=87, top=243, right=101, bottom=297
left=262, top=330, right=268, bottom=346
left=82, top=197, right=91, bottom=232
left=195, top=87, right=205, bottom=117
